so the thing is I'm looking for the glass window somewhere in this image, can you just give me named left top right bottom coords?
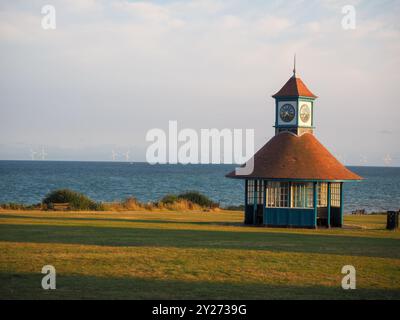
left=330, top=183, right=341, bottom=207
left=258, top=180, right=265, bottom=204
left=247, top=180, right=264, bottom=205
left=291, top=182, right=314, bottom=208
left=247, top=180, right=255, bottom=204
left=266, top=181, right=289, bottom=207
left=317, top=182, right=328, bottom=207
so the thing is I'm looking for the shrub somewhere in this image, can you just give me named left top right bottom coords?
left=0, top=202, right=44, bottom=210
left=160, top=194, right=179, bottom=204
left=143, top=202, right=154, bottom=211
left=177, top=191, right=216, bottom=208
left=102, top=197, right=143, bottom=211
left=122, top=197, right=143, bottom=210
left=0, top=203, right=25, bottom=210
left=160, top=191, right=217, bottom=209
left=42, top=189, right=102, bottom=211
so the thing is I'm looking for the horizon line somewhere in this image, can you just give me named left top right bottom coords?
left=0, top=159, right=398, bottom=168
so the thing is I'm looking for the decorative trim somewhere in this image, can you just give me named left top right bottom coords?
left=231, top=177, right=362, bottom=182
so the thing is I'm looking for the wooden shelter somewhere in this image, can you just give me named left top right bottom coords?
left=226, top=66, right=362, bottom=228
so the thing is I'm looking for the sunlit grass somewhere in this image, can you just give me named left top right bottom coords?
left=0, top=210, right=399, bottom=299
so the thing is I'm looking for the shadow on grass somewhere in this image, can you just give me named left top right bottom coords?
left=1, top=272, right=399, bottom=300
left=0, top=223, right=399, bottom=259
left=0, top=214, right=243, bottom=227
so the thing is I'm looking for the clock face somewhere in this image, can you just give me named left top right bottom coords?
left=300, top=104, right=311, bottom=123
left=280, top=104, right=295, bottom=122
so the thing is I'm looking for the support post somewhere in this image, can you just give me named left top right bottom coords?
left=340, top=182, right=344, bottom=227
left=327, top=182, right=331, bottom=228
left=244, top=180, right=248, bottom=208
left=263, top=180, right=266, bottom=225
left=253, top=180, right=257, bottom=225
left=244, top=180, right=248, bottom=224
left=313, top=182, right=317, bottom=229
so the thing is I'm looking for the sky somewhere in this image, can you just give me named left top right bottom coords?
left=0, top=0, right=399, bottom=166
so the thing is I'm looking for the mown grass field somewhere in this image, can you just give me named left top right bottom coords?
left=0, top=210, right=399, bottom=299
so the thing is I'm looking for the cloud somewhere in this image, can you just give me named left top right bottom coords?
left=221, top=15, right=242, bottom=29
left=255, top=15, right=292, bottom=35
left=0, top=0, right=399, bottom=164
left=112, top=1, right=185, bottom=28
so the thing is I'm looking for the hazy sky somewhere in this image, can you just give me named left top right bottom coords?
left=0, top=0, right=399, bottom=165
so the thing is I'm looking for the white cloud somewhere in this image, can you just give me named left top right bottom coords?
left=255, top=15, right=292, bottom=36
left=0, top=0, right=399, bottom=164
left=112, top=1, right=185, bottom=28
left=221, top=15, right=242, bottom=29
left=66, top=0, right=99, bottom=12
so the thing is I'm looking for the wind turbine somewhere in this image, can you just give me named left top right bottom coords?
left=111, top=150, right=118, bottom=161
left=40, top=146, right=48, bottom=160
left=124, top=151, right=130, bottom=162
left=30, top=148, right=37, bottom=160
left=383, top=153, right=392, bottom=166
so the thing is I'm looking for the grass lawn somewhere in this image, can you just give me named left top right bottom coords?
left=0, top=210, right=399, bottom=299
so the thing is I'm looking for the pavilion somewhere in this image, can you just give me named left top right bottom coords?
left=226, top=64, right=362, bottom=228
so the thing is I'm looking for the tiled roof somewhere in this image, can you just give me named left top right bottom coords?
left=272, top=76, right=317, bottom=98
left=226, top=132, right=362, bottom=181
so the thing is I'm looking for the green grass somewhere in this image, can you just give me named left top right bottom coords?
left=0, top=210, right=399, bottom=299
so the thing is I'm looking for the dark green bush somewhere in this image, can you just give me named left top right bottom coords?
left=160, top=194, right=179, bottom=204
left=159, top=191, right=217, bottom=208
left=43, top=189, right=103, bottom=211
left=177, top=191, right=216, bottom=208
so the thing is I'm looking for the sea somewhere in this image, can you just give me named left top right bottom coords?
left=0, top=161, right=399, bottom=213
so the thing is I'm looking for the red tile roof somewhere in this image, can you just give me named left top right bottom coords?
left=272, top=76, right=317, bottom=98
left=226, top=132, right=362, bottom=181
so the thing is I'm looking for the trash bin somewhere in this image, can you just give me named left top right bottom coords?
left=386, top=211, right=399, bottom=230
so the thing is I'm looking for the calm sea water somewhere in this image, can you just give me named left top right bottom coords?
left=0, top=161, right=399, bottom=213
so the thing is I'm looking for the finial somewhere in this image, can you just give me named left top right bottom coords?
left=293, top=54, right=296, bottom=77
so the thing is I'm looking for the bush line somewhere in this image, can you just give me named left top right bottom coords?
left=0, top=189, right=242, bottom=212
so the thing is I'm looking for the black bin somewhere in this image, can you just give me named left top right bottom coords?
left=386, top=211, right=399, bottom=230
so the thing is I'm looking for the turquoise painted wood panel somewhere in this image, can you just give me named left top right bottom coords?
left=265, top=208, right=315, bottom=227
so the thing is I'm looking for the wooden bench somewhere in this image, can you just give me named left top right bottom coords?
left=52, top=203, right=70, bottom=211
left=351, top=209, right=366, bottom=215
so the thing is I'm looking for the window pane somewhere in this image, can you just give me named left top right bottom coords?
left=330, top=183, right=341, bottom=207
left=246, top=180, right=265, bottom=205
left=257, top=180, right=264, bottom=204
left=318, top=182, right=328, bottom=207
left=246, top=180, right=254, bottom=205
left=291, top=182, right=314, bottom=208
left=266, top=181, right=289, bottom=208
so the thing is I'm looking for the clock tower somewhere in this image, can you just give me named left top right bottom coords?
left=226, top=60, right=362, bottom=229
left=272, top=60, right=317, bottom=135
